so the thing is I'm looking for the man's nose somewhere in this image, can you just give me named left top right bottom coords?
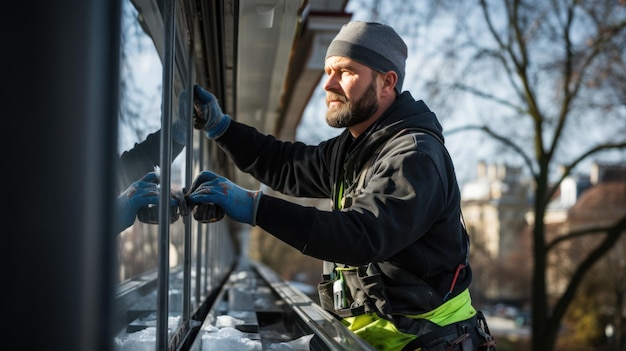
left=323, top=72, right=339, bottom=92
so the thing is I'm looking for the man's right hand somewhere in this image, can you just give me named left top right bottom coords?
left=193, top=84, right=231, bottom=139
left=116, top=172, right=160, bottom=232
left=116, top=172, right=178, bottom=232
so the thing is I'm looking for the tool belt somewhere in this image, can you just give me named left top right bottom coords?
left=317, top=261, right=496, bottom=350
left=318, top=262, right=445, bottom=319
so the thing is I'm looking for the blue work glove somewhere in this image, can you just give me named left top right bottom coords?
left=187, top=171, right=262, bottom=225
left=172, top=90, right=190, bottom=145
left=192, top=84, right=231, bottom=139
left=115, top=172, right=177, bottom=232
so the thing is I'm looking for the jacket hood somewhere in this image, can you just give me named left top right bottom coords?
left=370, top=91, right=444, bottom=143
left=341, top=92, right=444, bottom=178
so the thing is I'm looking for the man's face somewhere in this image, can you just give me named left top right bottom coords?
left=323, top=57, right=379, bottom=128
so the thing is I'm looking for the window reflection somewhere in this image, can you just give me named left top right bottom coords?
left=117, top=0, right=165, bottom=283
left=113, top=0, right=239, bottom=349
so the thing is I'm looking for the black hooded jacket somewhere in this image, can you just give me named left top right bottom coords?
left=215, top=91, right=471, bottom=304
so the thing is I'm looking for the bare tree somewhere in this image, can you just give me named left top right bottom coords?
left=420, top=1, right=626, bottom=350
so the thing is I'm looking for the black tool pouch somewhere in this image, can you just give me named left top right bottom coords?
left=317, top=279, right=338, bottom=317
left=339, top=265, right=391, bottom=318
left=318, top=264, right=391, bottom=319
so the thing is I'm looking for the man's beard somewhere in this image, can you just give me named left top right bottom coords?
left=326, top=80, right=378, bottom=128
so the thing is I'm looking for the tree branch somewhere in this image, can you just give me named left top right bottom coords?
left=452, top=83, right=526, bottom=113
left=445, top=124, right=537, bottom=177
left=546, top=217, right=626, bottom=251
left=546, top=141, right=626, bottom=202
left=548, top=215, right=626, bottom=334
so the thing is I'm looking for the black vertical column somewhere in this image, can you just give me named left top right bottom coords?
left=9, top=1, right=122, bottom=350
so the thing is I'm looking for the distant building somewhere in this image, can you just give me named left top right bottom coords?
left=543, top=163, right=626, bottom=298
left=461, top=162, right=532, bottom=302
left=462, top=162, right=531, bottom=257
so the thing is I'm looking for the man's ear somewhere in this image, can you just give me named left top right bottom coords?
left=381, top=71, right=398, bottom=96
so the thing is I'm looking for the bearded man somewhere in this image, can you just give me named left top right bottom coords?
left=187, top=21, right=496, bottom=351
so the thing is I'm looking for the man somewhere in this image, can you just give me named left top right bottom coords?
left=187, top=21, right=495, bottom=351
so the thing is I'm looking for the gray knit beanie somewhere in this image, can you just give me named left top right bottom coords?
left=326, top=21, right=407, bottom=94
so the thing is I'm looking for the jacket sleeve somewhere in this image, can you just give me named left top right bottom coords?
left=117, top=130, right=185, bottom=192
left=215, top=120, right=336, bottom=198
